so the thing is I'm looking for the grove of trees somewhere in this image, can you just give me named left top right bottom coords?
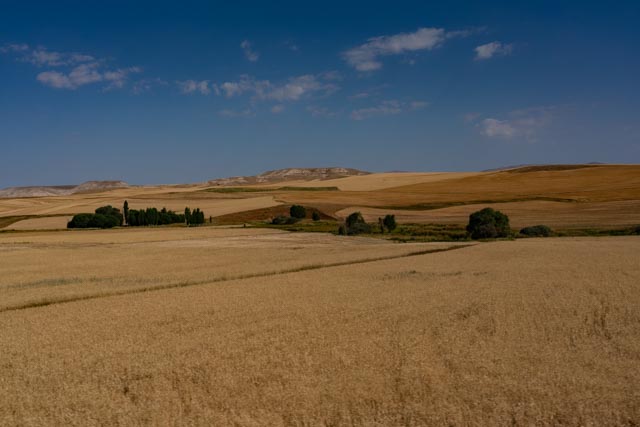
left=68, top=206, right=124, bottom=229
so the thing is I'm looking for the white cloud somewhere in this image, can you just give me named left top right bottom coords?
left=5, top=42, right=140, bottom=91
left=478, top=107, right=554, bottom=141
left=479, top=118, right=517, bottom=138
left=132, top=78, right=168, bottom=94
left=474, top=41, right=513, bottom=60
left=270, top=104, right=285, bottom=114
left=36, top=71, right=74, bottom=89
left=219, top=108, right=254, bottom=118
left=351, top=100, right=402, bottom=120
left=0, top=43, right=29, bottom=53
left=22, top=48, right=96, bottom=67
left=343, top=27, right=468, bottom=71
left=306, top=106, right=336, bottom=118
left=409, top=101, right=429, bottom=110
left=240, top=40, right=259, bottom=62
left=350, top=100, right=427, bottom=120
left=36, top=62, right=140, bottom=90
left=177, top=80, right=211, bottom=95
left=214, top=74, right=338, bottom=102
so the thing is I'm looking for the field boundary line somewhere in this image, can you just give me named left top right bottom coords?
left=0, top=244, right=473, bottom=314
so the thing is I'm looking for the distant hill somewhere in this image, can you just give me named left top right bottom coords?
left=208, top=167, right=370, bottom=186
left=0, top=181, right=129, bottom=198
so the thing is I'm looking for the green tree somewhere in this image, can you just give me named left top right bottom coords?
left=312, top=211, right=321, bottom=221
left=466, top=208, right=510, bottom=239
left=123, top=201, right=129, bottom=225
left=383, top=214, right=397, bottom=232
left=290, top=205, right=306, bottom=219
left=346, top=212, right=365, bottom=228
left=185, top=207, right=191, bottom=226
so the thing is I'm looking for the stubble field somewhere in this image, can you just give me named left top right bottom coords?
left=0, top=227, right=639, bottom=425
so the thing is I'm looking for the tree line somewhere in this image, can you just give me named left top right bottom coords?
left=67, top=201, right=207, bottom=229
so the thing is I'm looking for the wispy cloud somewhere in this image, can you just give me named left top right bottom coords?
left=306, top=106, right=337, bottom=118
left=219, top=108, right=255, bottom=118
left=240, top=40, right=259, bottom=62
left=177, top=80, right=211, bottom=95
left=3, top=42, right=142, bottom=91
left=132, top=77, right=168, bottom=94
left=476, top=107, right=554, bottom=141
left=343, top=27, right=469, bottom=71
left=0, top=43, right=29, bottom=53
left=474, top=41, right=513, bottom=60
left=214, top=73, right=338, bottom=102
left=350, top=99, right=427, bottom=120
left=36, top=63, right=140, bottom=90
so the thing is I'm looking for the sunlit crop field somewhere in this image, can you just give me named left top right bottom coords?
left=1, top=228, right=639, bottom=425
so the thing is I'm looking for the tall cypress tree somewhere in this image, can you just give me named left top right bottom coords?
left=123, top=201, right=129, bottom=225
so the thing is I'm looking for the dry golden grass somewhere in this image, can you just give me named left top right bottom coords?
left=336, top=199, right=640, bottom=229
left=0, top=227, right=458, bottom=312
left=0, top=234, right=639, bottom=425
left=2, top=165, right=640, bottom=231
left=5, top=215, right=73, bottom=230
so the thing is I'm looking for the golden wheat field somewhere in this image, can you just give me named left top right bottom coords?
left=0, top=225, right=639, bottom=425
left=1, top=165, right=640, bottom=425
left=2, top=165, right=640, bottom=231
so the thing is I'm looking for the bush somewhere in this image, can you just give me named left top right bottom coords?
left=290, top=205, right=307, bottom=219
left=634, top=225, right=640, bottom=235
left=383, top=214, right=397, bottom=232
left=271, top=215, right=299, bottom=225
left=337, top=225, right=347, bottom=235
left=345, top=212, right=365, bottom=228
left=67, top=213, right=94, bottom=229
left=343, top=211, right=371, bottom=235
left=348, top=222, right=372, bottom=235
left=312, top=211, right=321, bottom=221
left=466, top=208, right=510, bottom=239
left=520, top=225, right=552, bottom=237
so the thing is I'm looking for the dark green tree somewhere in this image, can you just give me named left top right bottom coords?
left=185, top=207, right=191, bottom=226
left=466, top=208, right=510, bottom=239
left=312, top=211, right=321, bottom=221
left=290, top=205, right=307, bottom=219
left=383, top=214, right=397, bottom=232
left=123, top=201, right=129, bottom=225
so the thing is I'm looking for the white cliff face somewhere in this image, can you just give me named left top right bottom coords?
left=208, top=167, right=369, bottom=186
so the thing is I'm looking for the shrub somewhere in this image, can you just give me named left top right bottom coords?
left=466, top=207, right=510, bottom=239
left=343, top=211, right=371, bottom=235
left=345, top=212, right=365, bottom=228
left=383, top=214, right=397, bottom=232
left=312, top=211, right=321, bottom=221
left=290, top=205, right=307, bottom=219
left=338, top=225, right=347, bottom=235
left=634, top=225, right=640, bottom=235
left=67, top=213, right=94, bottom=229
left=520, top=225, right=552, bottom=237
left=272, top=215, right=299, bottom=225
left=348, top=222, right=372, bottom=235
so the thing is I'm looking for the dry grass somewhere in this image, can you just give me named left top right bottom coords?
left=0, top=231, right=639, bottom=425
left=2, top=165, right=640, bottom=231
left=0, top=227, right=457, bottom=312
left=5, top=215, right=72, bottom=230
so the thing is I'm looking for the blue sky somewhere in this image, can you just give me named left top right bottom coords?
left=1, top=1, right=639, bottom=186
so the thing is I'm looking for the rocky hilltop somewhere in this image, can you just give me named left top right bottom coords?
left=208, top=167, right=370, bottom=186
left=0, top=181, right=129, bottom=198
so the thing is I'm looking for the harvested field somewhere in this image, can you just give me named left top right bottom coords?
left=0, top=234, right=639, bottom=425
left=5, top=215, right=73, bottom=230
left=2, top=165, right=639, bottom=231
left=336, top=199, right=640, bottom=229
